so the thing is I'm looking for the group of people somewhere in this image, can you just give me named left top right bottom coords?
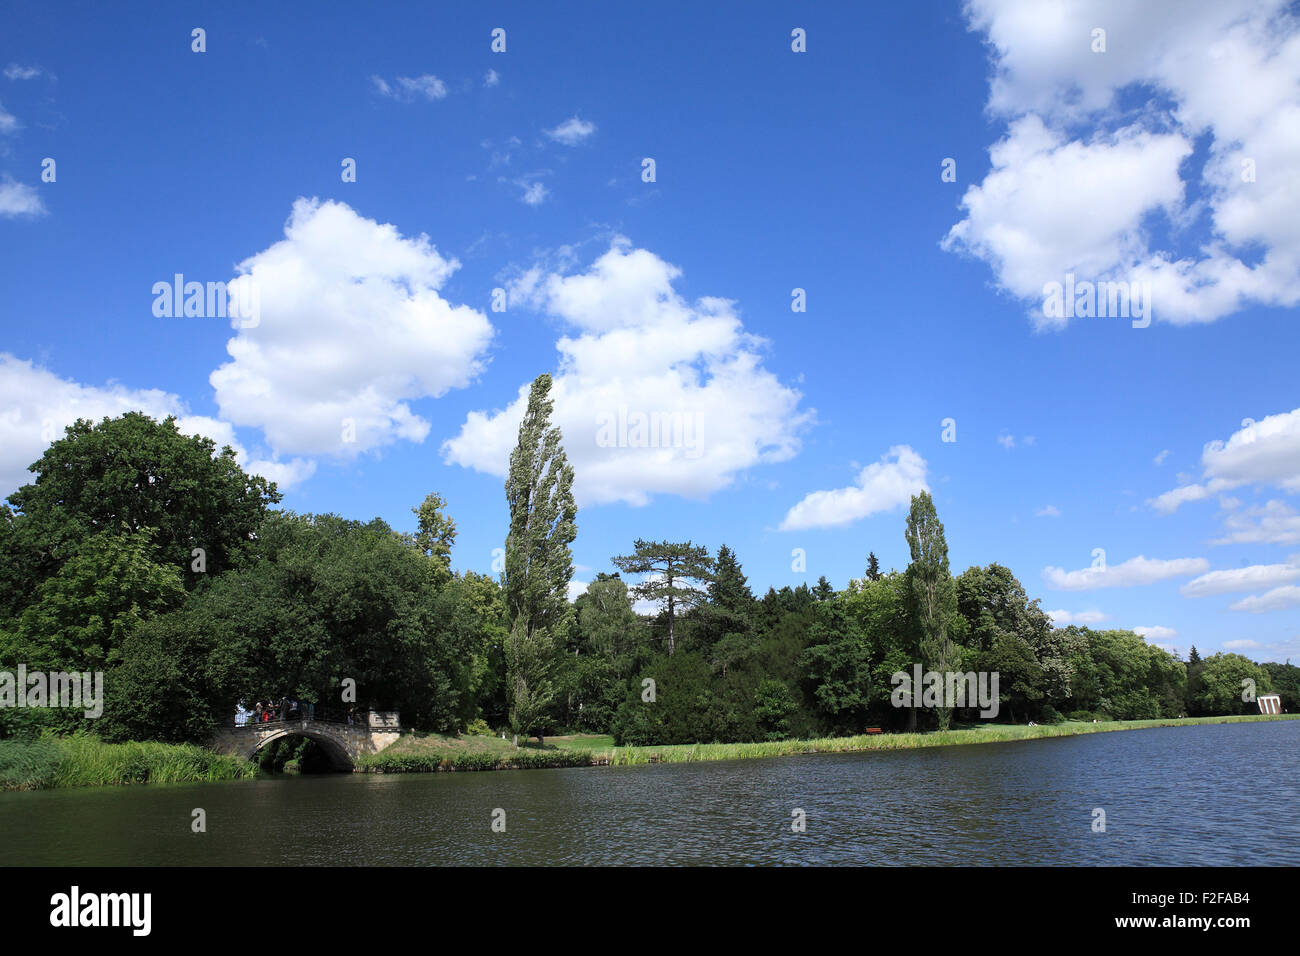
left=250, top=697, right=315, bottom=723
left=242, top=699, right=361, bottom=725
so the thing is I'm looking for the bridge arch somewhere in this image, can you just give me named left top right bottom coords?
left=248, top=727, right=355, bottom=771
left=208, top=712, right=403, bottom=771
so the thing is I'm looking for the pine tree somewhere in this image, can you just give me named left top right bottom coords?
left=503, top=374, right=577, bottom=745
left=813, top=575, right=835, bottom=601
left=612, top=540, right=714, bottom=655
left=708, top=544, right=753, bottom=615
left=866, top=552, right=881, bottom=581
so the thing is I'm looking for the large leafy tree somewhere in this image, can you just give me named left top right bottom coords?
left=1190, top=652, right=1271, bottom=716
left=410, top=491, right=458, bottom=584
left=2, top=412, right=280, bottom=616
left=799, top=600, right=873, bottom=734
left=612, top=539, right=714, bottom=655
left=956, top=563, right=1073, bottom=719
left=503, top=373, right=577, bottom=745
left=903, top=491, right=959, bottom=730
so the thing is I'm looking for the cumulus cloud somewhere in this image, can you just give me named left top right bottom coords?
left=545, top=116, right=596, bottom=145
left=946, top=0, right=1300, bottom=326
left=1036, top=504, right=1061, bottom=517
left=210, top=198, right=494, bottom=459
left=443, top=240, right=811, bottom=507
left=1229, top=585, right=1300, bottom=613
left=0, top=354, right=312, bottom=496
left=1150, top=408, right=1300, bottom=512
left=484, top=69, right=499, bottom=88
left=1182, top=559, right=1300, bottom=596
left=3, top=64, right=42, bottom=80
left=780, top=447, right=929, bottom=531
left=1133, top=625, right=1178, bottom=641
left=1213, top=500, right=1300, bottom=545
left=1046, top=608, right=1108, bottom=626
left=371, top=74, right=447, bottom=101
left=0, top=101, right=16, bottom=134
left=0, top=177, right=44, bottom=218
left=1042, top=554, right=1209, bottom=590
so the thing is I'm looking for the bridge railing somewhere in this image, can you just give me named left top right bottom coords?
left=232, top=706, right=362, bottom=728
left=231, top=707, right=400, bottom=729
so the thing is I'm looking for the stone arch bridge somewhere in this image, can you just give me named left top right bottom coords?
left=210, top=711, right=402, bottom=771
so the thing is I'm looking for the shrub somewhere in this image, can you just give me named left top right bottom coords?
left=1040, top=705, right=1065, bottom=724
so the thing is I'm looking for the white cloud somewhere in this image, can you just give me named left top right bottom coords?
left=1213, top=500, right=1300, bottom=545
left=443, top=240, right=811, bottom=507
left=1154, top=449, right=1170, bottom=465
left=210, top=198, right=494, bottom=459
left=0, top=177, right=44, bottom=217
left=371, top=74, right=447, bottom=101
left=1043, top=554, right=1209, bottom=590
left=1134, top=625, right=1178, bottom=641
left=1180, top=559, right=1300, bottom=596
left=545, top=116, right=596, bottom=145
left=1036, top=504, right=1061, bottom=517
left=3, top=64, right=42, bottom=80
left=1046, top=608, right=1108, bottom=626
left=516, top=179, right=548, bottom=206
left=1224, top=638, right=1261, bottom=650
left=0, top=354, right=312, bottom=496
left=947, top=0, right=1300, bottom=326
left=0, top=102, right=18, bottom=134
left=1151, top=408, right=1300, bottom=512
left=1230, top=585, right=1300, bottom=613
left=780, top=446, right=929, bottom=531
left=484, top=69, right=499, bottom=88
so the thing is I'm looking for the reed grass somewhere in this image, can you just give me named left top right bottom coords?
left=0, top=733, right=256, bottom=791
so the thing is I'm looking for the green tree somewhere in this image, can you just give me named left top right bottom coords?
left=411, top=492, right=457, bottom=583
left=1191, top=652, right=1271, bottom=716
left=753, top=678, right=797, bottom=741
left=866, top=552, right=881, bottom=581
left=903, top=491, right=959, bottom=730
left=2, top=412, right=280, bottom=613
left=799, top=601, right=873, bottom=734
left=503, top=373, right=577, bottom=745
left=708, top=544, right=754, bottom=616
left=612, top=539, right=714, bottom=655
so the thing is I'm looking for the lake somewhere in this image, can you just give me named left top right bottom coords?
left=2, top=720, right=1296, bottom=865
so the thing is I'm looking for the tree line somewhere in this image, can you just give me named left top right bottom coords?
left=1, top=376, right=1293, bottom=748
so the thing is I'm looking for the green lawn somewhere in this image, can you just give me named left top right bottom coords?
left=361, top=714, right=1299, bottom=774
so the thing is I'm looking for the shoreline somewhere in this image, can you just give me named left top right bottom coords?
left=358, top=713, right=1300, bottom=774
left=3, top=714, right=1294, bottom=790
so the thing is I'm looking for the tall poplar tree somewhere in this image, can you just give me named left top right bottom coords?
left=904, top=491, right=958, bottom=730
left=503, top=374, right=577, bottom=745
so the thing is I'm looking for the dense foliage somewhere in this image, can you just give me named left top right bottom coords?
left=0, top=411, right=1287, bottom=748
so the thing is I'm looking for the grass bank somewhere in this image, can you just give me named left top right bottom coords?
left=0, top=733, right=257, bottom=791
left=596, top=714, right=1300, bottom=766
left=358, top=715, right=1299, bottom=774
left=355, top=731, right=598, bottom=773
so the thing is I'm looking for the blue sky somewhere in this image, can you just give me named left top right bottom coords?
left=3, top=1, right=1299, bottom=662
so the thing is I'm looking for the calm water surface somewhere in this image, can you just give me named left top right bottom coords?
left=2, top=721, right=1296, bottom=865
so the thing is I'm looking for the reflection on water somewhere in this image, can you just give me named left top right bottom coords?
left=2, top=721, right=1296, bottom=866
